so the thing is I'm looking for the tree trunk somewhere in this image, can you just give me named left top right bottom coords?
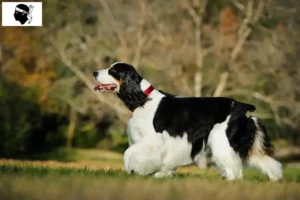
left=194, top=15, right=203, bottom=97
left=66, top=107, right=77, bottom=149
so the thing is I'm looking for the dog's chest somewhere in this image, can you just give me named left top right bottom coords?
left=127, top=111, right=156, bottom=144
left=126, top=98, right=161, bottom=144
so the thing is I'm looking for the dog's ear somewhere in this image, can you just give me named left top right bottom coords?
left=122, top=69, right=142, bottom=90
left=117, top=69, right=149, bottom=111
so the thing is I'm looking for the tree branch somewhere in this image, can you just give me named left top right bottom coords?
left=49, top=37, right=130, bottom=123
left=213, top=72, right=229, bottom=97
left=132, top=1, right=147, bottom=68
left=98, top=0, right=128, bottom=48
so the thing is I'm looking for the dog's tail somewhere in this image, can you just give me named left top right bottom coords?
left=239, top=102, right=256, bottom=113
left=230, top=101, right=256, bottom=121
left=245, top=103, right=256, bottom=112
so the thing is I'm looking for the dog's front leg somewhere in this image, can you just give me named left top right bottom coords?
left=124, top=137, right=164, bottom=176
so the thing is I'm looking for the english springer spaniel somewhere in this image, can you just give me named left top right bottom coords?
left=93, top=62, right=282, bottom=181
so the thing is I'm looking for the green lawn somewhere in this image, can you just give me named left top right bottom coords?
left=0, top=160, right=299, bottom=200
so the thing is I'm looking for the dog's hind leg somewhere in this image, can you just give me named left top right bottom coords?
left=247, top=154, right=282, bottom=181
left=247, top=118, right=282, bottom=181
left=208, top=116, right=243, bottom=181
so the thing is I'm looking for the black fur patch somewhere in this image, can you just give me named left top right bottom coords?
left=225, top=115, right=256, bottom=159
left=153, top=97, right=256, bottom=159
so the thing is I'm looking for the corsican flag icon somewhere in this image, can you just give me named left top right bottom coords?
left=2, top=2, right=42, bottom=26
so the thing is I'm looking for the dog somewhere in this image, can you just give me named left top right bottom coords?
left=93, top=62, right=282, bottom=181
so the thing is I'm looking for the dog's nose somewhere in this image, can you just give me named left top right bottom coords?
left=93, top=72, right=98, bottom=77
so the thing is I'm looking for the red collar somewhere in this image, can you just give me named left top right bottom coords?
left=143, top=85, right=154, bottom=96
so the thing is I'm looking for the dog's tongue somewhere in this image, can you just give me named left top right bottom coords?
left=94, top=84, right=102, bottom=91
left=94, top=84, right=117, bottom=91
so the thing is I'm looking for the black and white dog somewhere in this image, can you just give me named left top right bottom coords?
left=93, top=62, right=282, bottom=181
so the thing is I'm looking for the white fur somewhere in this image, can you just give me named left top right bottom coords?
left=193, top=141, right=207, bottom=169
left=160, top=132, right=193, bottom=168
left=124, top=136, right=164, bottom=175
left=154, top=166, right=176, bottom=178
left=126, top=83, right=165, bottom=143
left=94, top=69, right=114, bottom=84
left=247, top=117, right=283, bottom=181
left=124, top=84, right=165, bottom=175
left=208, top=115, right=243, bottom=180
left=248, top=155, right=282, bottom=181
left=140, top=79, right=152, bottom=91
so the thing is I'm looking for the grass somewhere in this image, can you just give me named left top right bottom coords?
left=0, top=149, right=300, bottom=200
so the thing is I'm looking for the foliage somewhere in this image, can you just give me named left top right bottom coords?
left=0, top=75, right=66, bottom=157
left=0, top=75, right=39, bottom=157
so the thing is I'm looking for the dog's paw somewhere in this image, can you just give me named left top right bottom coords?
left=153, top=171, right=175, bottom=178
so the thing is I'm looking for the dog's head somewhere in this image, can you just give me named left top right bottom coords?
left=93, top=62, right=142, bottom=93
left=94, top=62, right=150, bottom=111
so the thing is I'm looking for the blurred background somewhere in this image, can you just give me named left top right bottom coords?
left=0, top=0, right=299, bottom=166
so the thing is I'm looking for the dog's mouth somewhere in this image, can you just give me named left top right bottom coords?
left=94, top=84, right=117, bottom=92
